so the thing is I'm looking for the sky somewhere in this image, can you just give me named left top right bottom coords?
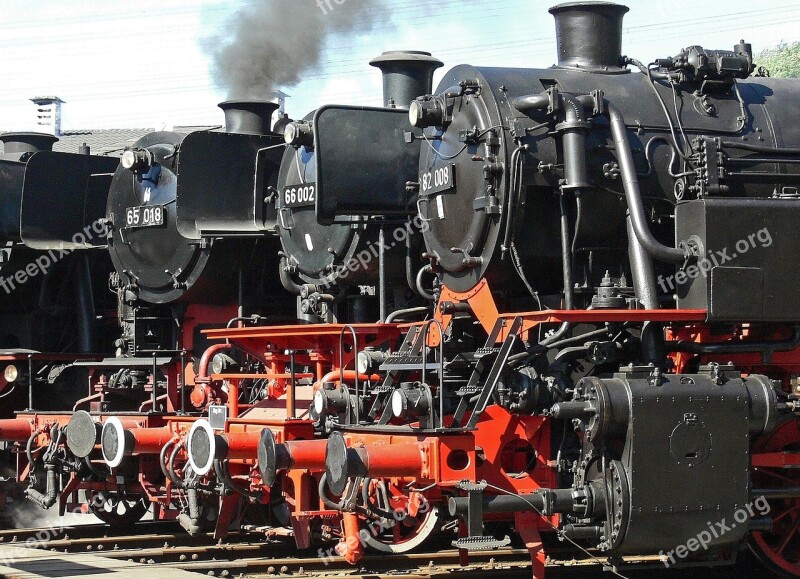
left=0, top=0, right=798, bottom=132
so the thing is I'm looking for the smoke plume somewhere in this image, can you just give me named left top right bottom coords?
left=209, top=0, right=386, bottom=99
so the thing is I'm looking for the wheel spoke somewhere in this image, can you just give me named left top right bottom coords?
left=754, top=468, right=799, bottom=486
left=773, top=505, right=800, bottom=524
left=778, top=504, right=800, bottom=558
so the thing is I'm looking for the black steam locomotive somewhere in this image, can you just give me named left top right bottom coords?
left=3, top=1, right=800, bottom=577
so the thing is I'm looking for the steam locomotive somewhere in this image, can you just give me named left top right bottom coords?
left=1, top=1, right=800, bottom=577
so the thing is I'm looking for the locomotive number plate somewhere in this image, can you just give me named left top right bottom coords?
left=125, top=205, right=164, bottom=228
left=420, top=164, right=455, bottom=196
left=283, top=183, right=316, bottom=209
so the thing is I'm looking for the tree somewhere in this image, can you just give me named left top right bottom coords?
left=755, top=41, right=800, bottom=78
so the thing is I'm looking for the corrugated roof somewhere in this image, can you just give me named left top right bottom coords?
left=1, top=127, right=220, bottom=157
left=53, top=129, right=155, bottom=156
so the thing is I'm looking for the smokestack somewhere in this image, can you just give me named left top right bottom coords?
left=30, top=96, right=65, bottom=136
left=369, top=51, right=444, bottom=109
left=0, top=132, right=59, bottom=158
left=549, top=2, right=629, bottom=72
left=218, top=100, right=280, bottom=135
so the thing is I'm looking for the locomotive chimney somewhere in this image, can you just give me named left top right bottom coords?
left=369, top=51, right=444, bottom=109
left=549, top=2, right=629, bottom=72
left=218, top=100, right=280, bottom=135
left=0, top=132, right=59, bottom=158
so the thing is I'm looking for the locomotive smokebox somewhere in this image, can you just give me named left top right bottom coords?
left=369, top=51, right=443, bottom=109
left=218, top=100, right=279, bottom=135
left=549, top=1, right=629, bottom=72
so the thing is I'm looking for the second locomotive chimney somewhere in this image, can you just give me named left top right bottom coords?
left=369, top=51, right=444, bottom=109
left=218, top=100, right=280, bottom=135
left=549, top=2, right=629, bottom=72
left=0, top=132, right=59, bottom=159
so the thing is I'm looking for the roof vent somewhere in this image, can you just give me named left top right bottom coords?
left=31, top=96, right=65, bottom=136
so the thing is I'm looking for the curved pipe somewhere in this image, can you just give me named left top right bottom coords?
left=197, top=343, right=232, bottom=381
left=513, top=92, right=688, bottom=264
left=26, top=464, right=58, bottom=509
left=415, top=265, right=435, bottom=301
left=314, top=370, right=381, bottom=390
left=511, top=94, right=552, bottom=114
left=606, top=102, right=687, bottom=264
left=167, top=440, right=185, bottom=488
left=279, top=256, right=304, bottom=295
left=385, top=307, right=429, bottom=324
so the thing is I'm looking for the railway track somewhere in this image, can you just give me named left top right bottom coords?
left=0, top=522, right=775, bottom=578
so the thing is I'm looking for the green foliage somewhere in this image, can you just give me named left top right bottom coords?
left=756, top=41, right=800, bottom=78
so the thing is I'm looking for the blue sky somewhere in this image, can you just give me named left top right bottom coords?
left=0, top=0, right=798, bottom=131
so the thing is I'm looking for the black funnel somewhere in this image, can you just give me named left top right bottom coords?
left=369, top=51, right=444, bottom=109
left=549, top=2, right=629, bottom=72
left=219, top=100, right=280, bottom=135
left=0, top=132, right=59, bottom=156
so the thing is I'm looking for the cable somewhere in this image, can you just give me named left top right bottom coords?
left=482, top=482, right=632, bottom=579
left=421, top=133, right=467, bottom=160
left=671, top=82, right=695, bottom=155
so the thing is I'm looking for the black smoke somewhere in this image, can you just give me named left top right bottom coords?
left=208, top=0, right=386, bottom=99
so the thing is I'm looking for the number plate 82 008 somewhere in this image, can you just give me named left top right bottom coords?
left=420, top=164, right=455, bottom=196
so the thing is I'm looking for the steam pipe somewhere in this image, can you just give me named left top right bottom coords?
left=314, top=370, right=381, bottom=390
left=606, top=102, right=687, bottom=264
left=559, top=94, right=591, bottom=190
left=279, top=257, right=304, bottom=295
left=559, top=195, right=575, bottom=310
left=385, top=306, right=429, bottom=324
left=626, top=214, right=659, bottom=309
left=512, top=93, right=689, bottom=265
left=197, top=343, right=232, bottom=381
left=26, top=464, right=58, bottom=509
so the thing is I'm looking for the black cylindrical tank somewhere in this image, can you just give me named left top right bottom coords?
left=276, top=51, right=442, bottom=297
left=413, top=4, right=800, bottom=296
left=107, top=132, right=244, bottom=304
